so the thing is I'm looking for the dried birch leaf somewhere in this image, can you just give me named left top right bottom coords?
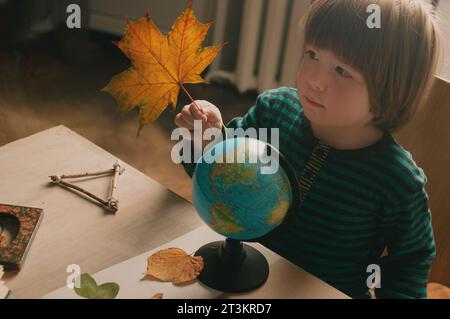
left=145, top=247, right=204, bottom=285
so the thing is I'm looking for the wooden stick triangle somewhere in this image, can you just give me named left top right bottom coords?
left=49, top=160, right=125, bottom=213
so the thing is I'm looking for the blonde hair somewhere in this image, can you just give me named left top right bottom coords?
left=300, top=0, right=441, bottom=132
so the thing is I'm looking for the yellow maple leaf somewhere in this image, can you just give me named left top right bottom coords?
left=103, top=1, right=225, bottom=134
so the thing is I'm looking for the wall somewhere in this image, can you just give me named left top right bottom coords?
left=89, top=0, right=216, bottom=41
left=437, top=0, right=450, bottom=81
left=87, top=0, right=450, bottom=81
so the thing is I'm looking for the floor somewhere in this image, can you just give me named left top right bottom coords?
left=0, top=29, right=257, bottom=202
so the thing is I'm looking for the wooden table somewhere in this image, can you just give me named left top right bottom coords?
left=0, top=126, right=349, bottom=299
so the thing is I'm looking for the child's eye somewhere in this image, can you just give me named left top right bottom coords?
left=336, top=66, right=352, bottom=79
left=305, top=50, right=318, bottom=61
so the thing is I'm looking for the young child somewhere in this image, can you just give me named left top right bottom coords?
left=175, top=0, right=441, bottom=299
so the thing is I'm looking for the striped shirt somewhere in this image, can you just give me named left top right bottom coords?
left=182, top=87, right=436, bottom=299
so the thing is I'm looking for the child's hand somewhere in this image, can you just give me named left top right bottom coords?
left=175, top=100, right=223, bottom=139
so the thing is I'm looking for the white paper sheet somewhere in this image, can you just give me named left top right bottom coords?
left=42, top=225, right=280, bottom=299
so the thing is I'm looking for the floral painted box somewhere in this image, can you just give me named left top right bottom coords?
left=0, top=203, right=43, bottom=270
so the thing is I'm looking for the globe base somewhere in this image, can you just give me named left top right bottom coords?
left=194, top=238, right=269, bottom=293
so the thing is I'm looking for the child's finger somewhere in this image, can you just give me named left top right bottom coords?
left=189, top=103, right=207, bottom=121
left=174, top=113, right=184, bottom=127
left=191, top=101, right=206, bottom=115
left=175, top=113, right=194, bottom=130
left=189, top=104, right=209, bottom=128
left=181, top=106, right=195, bottom=126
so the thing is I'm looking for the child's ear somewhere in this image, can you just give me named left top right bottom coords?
left=370, top=109, right=381, bottom=121
left=366, top=114, right=382, bottom=128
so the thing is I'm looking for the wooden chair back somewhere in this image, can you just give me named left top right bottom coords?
left=394, top=76, right=450, bottom=286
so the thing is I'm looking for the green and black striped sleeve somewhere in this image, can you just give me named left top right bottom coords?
left=377, top=185, right=436, bottom=299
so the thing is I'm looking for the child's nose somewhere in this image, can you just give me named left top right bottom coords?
left=308, top=68, right=327, bottom=92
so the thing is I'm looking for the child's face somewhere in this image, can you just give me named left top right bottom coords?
left=296, top=44, right=376, bottom=129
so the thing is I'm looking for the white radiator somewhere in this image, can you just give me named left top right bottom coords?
left=206, top=0, right=311, bottom=93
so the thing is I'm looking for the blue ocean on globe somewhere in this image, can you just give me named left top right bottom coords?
left=192, top=137, right=293, bottom=241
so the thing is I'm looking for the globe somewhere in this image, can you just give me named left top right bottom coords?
left=193, top=137, right=294, bottom=241
left=192, top=137, right=299, bottom=293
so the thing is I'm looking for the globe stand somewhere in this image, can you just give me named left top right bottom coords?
left=194, top=238, right=269, bottom=293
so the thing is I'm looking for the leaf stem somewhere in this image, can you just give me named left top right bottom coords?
left=180, top=83, right=205, bottom=115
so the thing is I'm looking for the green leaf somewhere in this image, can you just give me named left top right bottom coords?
left=74, top=274, right=98, bottom=299
left=74, top=274, right=120, bottom=299
left=96, top=283, right=120, bottom=299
